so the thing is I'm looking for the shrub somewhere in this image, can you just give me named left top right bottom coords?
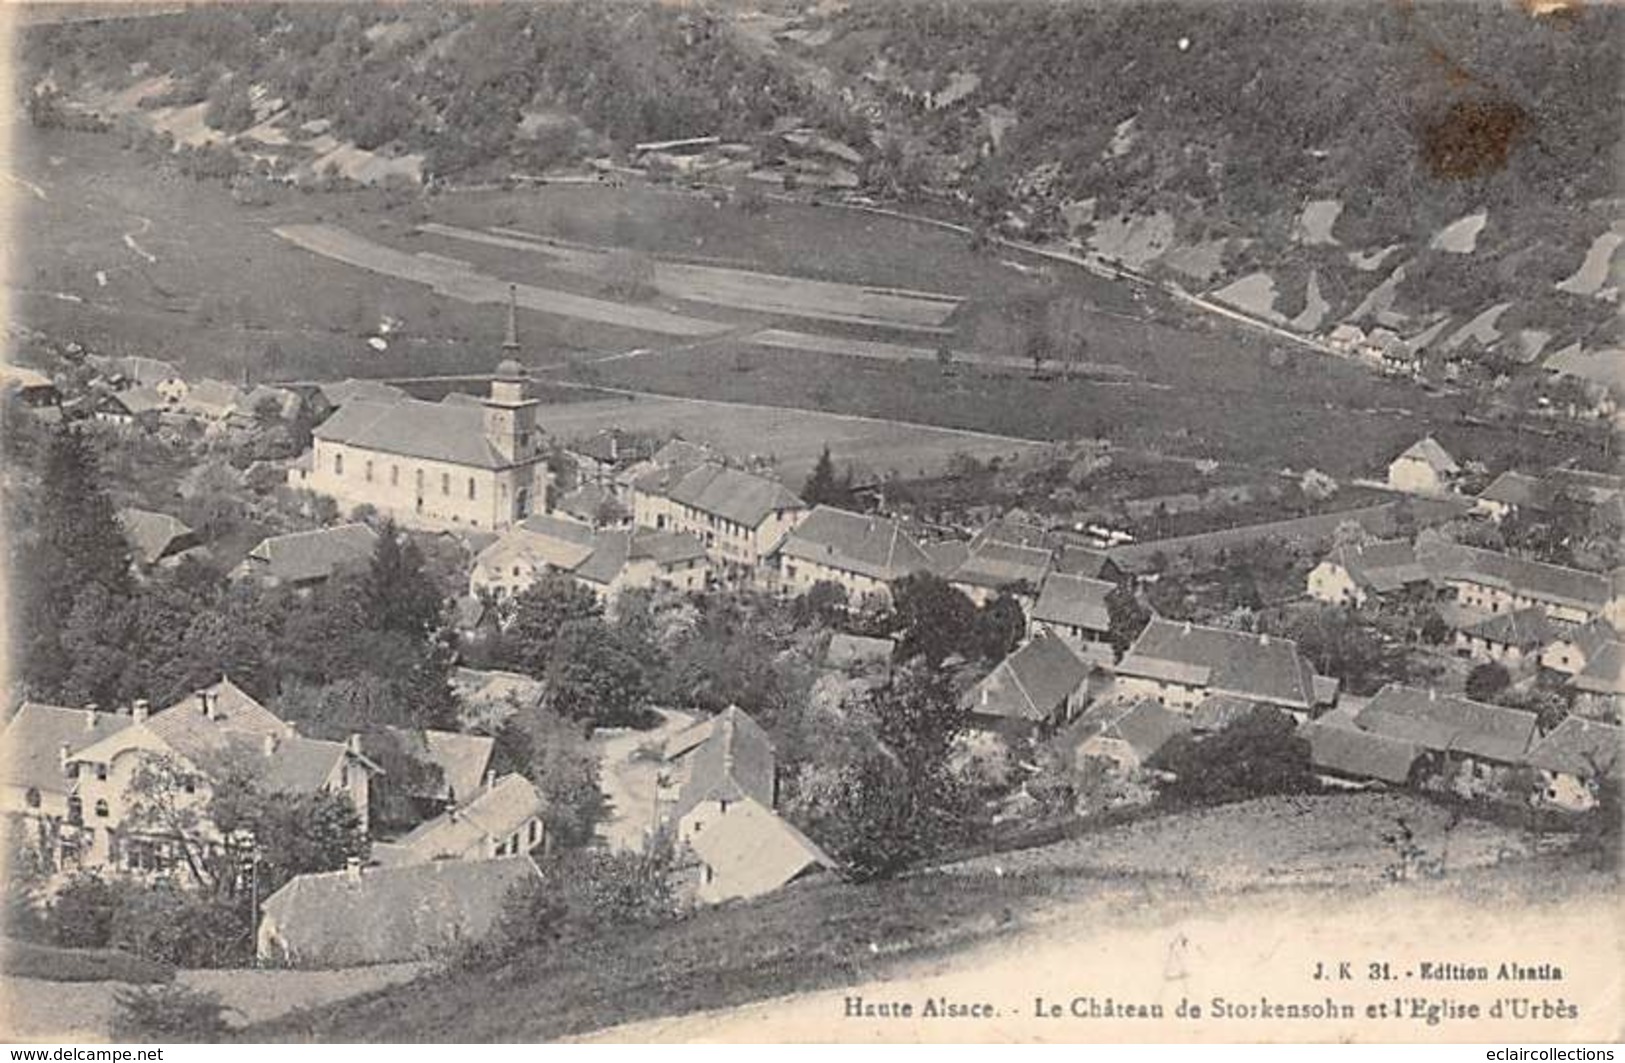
left=48, top=873, right=122, bottom=949
left=1151, top=707, right=1318, bottom=806
left=1465, top=662, right=1512, bottom=702
left=112, top=984, right=235, bottom=1041
left=110, top=885, right=253, bottom=969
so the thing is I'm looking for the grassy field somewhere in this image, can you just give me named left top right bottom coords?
left=237, top=791, right=1591, bottom=1043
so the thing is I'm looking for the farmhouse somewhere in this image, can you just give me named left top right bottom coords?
left=963, top=632, right=1093, bottom=738
left=470, top=514, right=597, bottom=598
left=1114, top=618, right=1332, bottom=717
left=947, top=517, right=1057, bottom=607
left=1299, top=706, right=1422, bottom=786
left=631, top=461, right=805, bottom=579
left=565, top=428, right=657, bottom=488
left=1474, top=471, right=1553, bottom=523
left=1306, top=539, right=1431, bottom=606
left=0, top=364, right=61, bottom=409
left=116, top=507, right=202, bottom=571
left=1540, top=619, right=1618, bottom=676
left=257, top=854, right=541, bottom=968
left=1524, top=716, right=1620, bottom=810
left=1353, top=685, right=1538, bottom=787
left=317, top=377, right=409, bottom=409
left=1028, top=572, right=1116, bottom=664
left=470, top=516, right=708, bottom=602
left=391, top=772, right=544, bottom=863
left=1569, top=639, right=1624, bottom=718
left=58, top=678, right=376, bottom=873
left=379, top=727, right=495, bottom=809
left=1421, top=542, right=1614, bottom=625
left=1386, top=436, right=1460, bottom=496
left=1073, top=698, right=1190, bottom=772
left=1453, top=607, right=1557, bottom=667
left=231, top=523, right=379, bottom=590
left=775, top=505, right=933, bottom=604
left=92, top=386, right=166, bottom=427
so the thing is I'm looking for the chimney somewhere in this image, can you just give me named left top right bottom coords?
left=345, top=856, right=362, bottom=882
left=347, top=733, right=362, bottom=756
left=196, top=691, right=215, bottom=718
left=1258, top=633, right=1270, bottom=646
left=132, top=699, right=149, bottom=724
left=262, top=732, right=279, bottom=756
left=83, top=709, right=97, bottom=731
left=59, top=743, right=72, bottom=773
left=1181, top=621, right=1192, bottom=635
left=1428, top=686, right=1438, bottom=702
left=485, top=769, right=497, bottom=794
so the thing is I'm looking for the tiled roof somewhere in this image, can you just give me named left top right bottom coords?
left=570, top=527, right=708, bottom=588
left=1573, top=639, right=1625, bottom=695
left=1053, top=544, right=1116, bottom=580
left=666, top=706, right=777, bottom=822
left=555, top=483, right=625, bottom=525
left=0, top=705, right=133, bottom=797
left=1421, top=542, right=1611, bottom=612
left=1394, top=436, right=1459, bottom=474
left=314, top=398, right=518, bottom=469
left=921, top=540, right=971, bottom=577
left=383, top=727, right=495, bottom=804
left=260, top=855, right=541, bottom=967
left=1459, top=606, right=1557, bottom=647
left=1354, top=684, right=1538, bottom=764
left=117, top=507, right=195, bottom=567
left=824, top=633, right=895, bottom=672
left=176, top=379, right=244, bottom=419
left=221, top=731, right=349, bottom=795
left=1524, top=716, right=1620, bottom=778
left=1328, top=539, right=1430, bottom=593
left=1117, top=618, right=1317, bottom=709
left=1302, top=708, right=1421, bottom=784
left=105, top=386, right=167, bottom=415
left=153, top=678, right=289, bottom=744
left=779, top=506, right=932, bottom=583
left=658, top=464, right=804, bottom=528
left=685, top=795, right=834, bottom=900
left=117, top=356, right=181, bottom=385
left=477, top=515, right=597, bottom=576
left=568, top=428, right=655, bottom=466
left=1478, top=471, right=1553, bottom=510
left=950, top=540, right=1052, bottom=591
left=1089, top=699, right=1190, bottom=761
left=397, top=773, right=542, bottom=859
left=238, top=523, right=378, bottom=585
left=1545, top=344, right=1625, bottom=393
left=1031, top=573, right=1113, bottom=633
left=964, top=633, right=1091, bottom=723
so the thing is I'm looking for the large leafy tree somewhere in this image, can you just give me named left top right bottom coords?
left=365, top=520, right=444, bottom=639
left=543, top=619, right=650, bottom=728
left=1151, top=707, right=1318, bottom=806
left=890, top=572, right=980, bottom=666
left=501, top=573, right=604, bottom=676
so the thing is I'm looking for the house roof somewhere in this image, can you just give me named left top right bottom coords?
left=314, top=398, right=519, bottom=470
left=921, top=539, right=971, bottom=577
left=655, top=464, right=804, bottom=529
left=1303, top=708, right=1421, bottom=784
left=397, top=773, right=542, bottom=858
left=1354, top=684, right=1538, bottom=763
left=450, top=668, right=545, bottom=718
left=1326, top=538, right=1431, bottom=593
left=1420, top=542, right=1611, bottom=612
left=220, top=731, right=351, bottom=794
left=666, top=705, right=777, bottom=822
left=1545, top=344, right=1625, bottom=394
left=118, top=356, right=181, bottom=385
left=238, top=523, right=379, bottom=586
left=0, top=364, right=54, bottom=390
left=1573, top=639, right=1625, bottom=695
left=1524, top=716, right=1621, bottom=778
left=1085, top=699, right=1190, bottom=761
left=1191, top=693, right=1256, bottom=732
left=555, top=483, right=624, bottom=526
left=950, top=540, right=1053, bottom=591
left=571, top=527, right=708, bottom=587
left=260, top=855, right=540, bottom=967
left=1031, top=573, right=1114, bottom=633
left=685, top=795, right=835, bottom=898
left=964, top=633, right=1091, bottom=723
left=824, top=632, right=895, bottom=672
left=318, top=378, right=410, bottom=407
left=1478, top=471, right=1553, bottom=511
left=477, top=515, right=598, bottom=575
left=104, top=386, right=167, bottom=415
left=970, top=516, right=1055, bottom=552
left=567, top=428, right=655, bottom=466
left=1460, top=606, right=1558, bottom=648
left=778, top=505, right=932, bottom=583
left=1547, top=467, right=1625, bottom=505
left=1117, top=618, right=1318, bottom=709
left=155, top=677, right=288, bottom=738
left=649, top=438, right=715, bottom=469
left=1394, top=436, right=1459, bottom=474
left=238, top=384, right=304, bottom=420
left=175, top=379, right=244, bottom=419
left=0, top=705, right=134, bottom=797
left=1053, top=544, right=1117, bottom=580
left=117, top=507, right=195, bottom=567
left=383, top=727, right=495, bottom=804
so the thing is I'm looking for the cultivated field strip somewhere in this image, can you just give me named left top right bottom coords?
left=422, top=221, right=962, bottom=332
left=274, top=223, right=732, bottom=338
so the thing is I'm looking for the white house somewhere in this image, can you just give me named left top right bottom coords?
left=775, top=505, right=932, bottom=605
left=1306, top=539, right=1431, bottom=607
left=631, top=462, right=804, bottom=581
left=1386, top=436, right=1460, bottom=496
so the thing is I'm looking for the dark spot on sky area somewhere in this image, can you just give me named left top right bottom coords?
left=1418, top=97, right=1530, bottom=180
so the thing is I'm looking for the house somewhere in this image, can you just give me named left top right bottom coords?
left=1189, top=693, right=1257, bottom=733
left=1299, top=706, right=1422, bottom=787
left=1114, top=618, right=1333, bottom=718
left=170, top=379, right=245, bottom=425
left=1569, top=639, right=1624, bottom=719
left=450, top=667, right=545, bottom=731
left=115, top=356, right=184, bottom=396
left=1306, top=539, right=1432, bottom=606
left=391, top=772, right=545, bottom=863
left=946, top=517, right=1057, bottom=607
left=1540, top=619, right=1618, bottom=676
left=1524, top=716, right=1620, bottom=810
left=775, top=505, right=932, bottom=604
left=822, top=632, right=895, bottom=677
left=1353, top=684, right=1538, bottom=786
left=232, top=384, right=306, bottom=427
left=1073, top=698, right=1190, bottom=772
left=565, top=429, right=656, bottom=487
left=0, top=364, right=62, bottom=409
left=117, top=508, right=202, bottom=571
left=0, top=704, right=135, bottom=868
left=231, top=523, right=379, bottom=589
left=631, top=462, right=805, bottom=579
left=553, top=482, right=628, bottom=528
left=962, top=632, right=1093, bottom=738
left=60, top=678, right=377, bottom=873
left=1386, top=436, right=1460, bottom=496
left=317, top=378, right=410, bottom=410
left=1474, top=471, right=1554, bottom=523
left=92, top=387, right=166, bottom=427
left=1420, top=542, right=1613, bottom=625
left=380, top=727, right=494, bottom=808
left=659, top=706, right=832, bottom=903
left=1325, top=323, right=1366, bottom=355
left=1453, top=607, right=1557, bottom=667
left=290, top=301, right=553, bottom=533
left=257, top=854, right=541, bottom=968
left=469, top=514, right=598, bottom=599
left=1028, top=572, right=1117, bottom=665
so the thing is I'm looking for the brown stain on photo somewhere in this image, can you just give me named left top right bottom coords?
left=1419, top=97, right=1531, bottom=181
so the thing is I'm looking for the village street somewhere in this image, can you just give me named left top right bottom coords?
left=594, top=708, right=696, bottom=852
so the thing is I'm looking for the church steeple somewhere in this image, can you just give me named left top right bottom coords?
left=501, top=284, right=520, bottom=355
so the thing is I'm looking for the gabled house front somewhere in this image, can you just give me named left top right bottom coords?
left=1113, top=617, right=1333, bottom=720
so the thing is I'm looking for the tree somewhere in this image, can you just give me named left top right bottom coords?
left=975, top=589, right=1027, bottom=661
left=490, top=711, right=607, bottom=852
left=543, top=619, right=651, bottom=728
left=365, top=522, right=443, bottom=639
left=502, top=574, right=604, bottom=676
left=1151, top=707, right=1317, bottom=806
left=792, top=580, right=849, bottom=628
left=801, top=445, right=854, bottom=508
left=216, top=788, right=368, bottom=898
left=1465, top=662, right=1512, bottom=702
left=1283, top=605, right=1396, bottom=697
left=1104, top=583, right=1150, bottom=658
left=891, top=572, right=980, bottom=665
